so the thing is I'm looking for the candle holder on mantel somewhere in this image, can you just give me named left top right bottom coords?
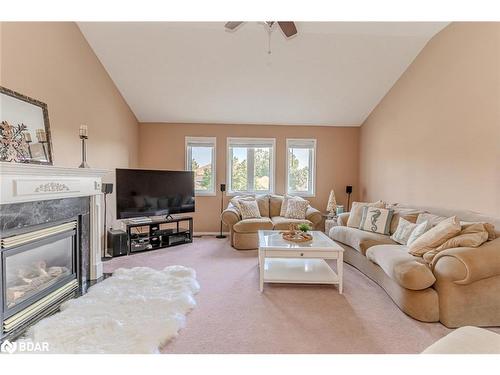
left=79, top=124, right=90, bottom=168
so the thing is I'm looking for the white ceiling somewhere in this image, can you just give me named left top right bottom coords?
left=78, top=22, right=448, bottom=126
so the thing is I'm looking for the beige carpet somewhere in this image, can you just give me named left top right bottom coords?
left=103, top=237, right=453, bottom=354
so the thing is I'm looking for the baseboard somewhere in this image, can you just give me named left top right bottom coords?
left=193, top=232, right=230, bottom=237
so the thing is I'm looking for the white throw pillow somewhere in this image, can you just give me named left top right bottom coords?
left=390, top=217, right=419, bottom=245
left=285, top=199, right=309, bottom=219
left=358, top=207, right=394, bottom=235
left=237, top=199, right=261, bottom=219
left=406, top=220, right=430, bottom=246
left=280, top=195, right=305, bottom=217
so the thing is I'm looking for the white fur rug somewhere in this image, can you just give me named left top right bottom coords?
left=17, top=266, right=199, bottom=354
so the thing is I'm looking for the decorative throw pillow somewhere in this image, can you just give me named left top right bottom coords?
left=408, top=216, right=461, bottom=256
left=280, top=195, right=305, bottom=216
left=237, top=199, right=261, bottom=219
left=390, top=218, right=419, bottom=245
left=285, top=199, right=309, bottom=219
left=389, top=209, right=421, bottom=235
left=416, top=213, right=447, bottom=227
left=435, top=223, right=489, bottom=251
left=358, top=207, right=394, bottom=235
left=406, top=220, right=430, bottom=245
left=346, top=201, right=385, bottom=228
left=461, top=221, right=496, bottom=241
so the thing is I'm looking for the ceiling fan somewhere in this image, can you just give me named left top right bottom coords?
left=225, top=22, right=298, bottom=54
left=224, top=22, right=298, bottom=38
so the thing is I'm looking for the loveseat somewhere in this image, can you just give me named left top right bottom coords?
left=329, top=203, right=500, bottom=328
left=221, top=194, right=322, bottom=250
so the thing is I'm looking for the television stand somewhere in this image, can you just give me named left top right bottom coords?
left=124, top=216, right=193, bottom=255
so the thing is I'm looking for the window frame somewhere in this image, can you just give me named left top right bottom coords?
left=226, top=137, right=276, bottom=196
left=185, top=136, right=217, bottom=196
left=285, top=138, right=317, bottom=197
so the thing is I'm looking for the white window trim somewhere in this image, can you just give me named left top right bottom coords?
left=226, top=137, right=276, bottom=196
left=185, top=136, right=217, bottom=196
left=285, top=138, right=316, bottom=197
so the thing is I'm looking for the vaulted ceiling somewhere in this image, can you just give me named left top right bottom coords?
left=78, top=22, right=448, bottom=126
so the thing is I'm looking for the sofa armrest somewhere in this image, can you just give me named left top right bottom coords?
left=305, top=206, right=322, bottom=227
left=221, top=203, right=241, bottom=227
left=432, top=238, right=500, bottom=285
left=337, top=212, right=350, bottom=227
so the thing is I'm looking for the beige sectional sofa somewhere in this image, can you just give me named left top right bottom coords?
left=221, top=194, right=322, bottom=250
left=329, top=204, right=500, bottom=328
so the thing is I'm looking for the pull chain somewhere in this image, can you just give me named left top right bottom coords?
left=267, top=26, right=272, bottom=54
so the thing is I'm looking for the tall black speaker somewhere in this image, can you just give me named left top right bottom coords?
left=346, top=185, right=353, bottom=211
left=216, top=184, right=227, bottom=239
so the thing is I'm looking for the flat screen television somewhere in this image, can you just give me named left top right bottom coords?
left=116, top=168, right=195, bottom=219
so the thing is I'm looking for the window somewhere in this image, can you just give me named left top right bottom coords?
left=185, top=137, right=216, bottom=196
left=286, top=139, right=316, bottom=197
left=227, top=138, right=275, bottom=195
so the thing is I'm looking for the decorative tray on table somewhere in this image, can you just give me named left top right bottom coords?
left=280, top=224, right=313, bottom=243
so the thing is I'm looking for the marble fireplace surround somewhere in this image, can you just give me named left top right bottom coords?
left=0, top=161, right=108, bottom=281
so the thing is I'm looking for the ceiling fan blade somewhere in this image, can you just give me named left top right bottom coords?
left=278, top=22, right=297, bottom=38
left=225, top=22, right=244, bottom=31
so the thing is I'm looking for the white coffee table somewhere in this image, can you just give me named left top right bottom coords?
left=258, top=230, right=344, bottom=293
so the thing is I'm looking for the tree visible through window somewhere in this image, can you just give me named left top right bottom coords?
left=186, top=137, right=216, bottom=195
left=287, top=139, right=316, bottom=196
left=227, top=139, right=275, bottom=194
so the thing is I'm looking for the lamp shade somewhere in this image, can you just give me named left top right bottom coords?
left=326, top=189, right=337, bottom=213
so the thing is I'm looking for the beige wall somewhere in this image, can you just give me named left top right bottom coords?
left=139, top=123, right=360, bottom=232
left=360, top=22, right=500, bottom=217
left=1, top=22, right=140, bottom=224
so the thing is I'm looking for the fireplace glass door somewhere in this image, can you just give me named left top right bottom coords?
left=3, top=232, right=76, bottom=312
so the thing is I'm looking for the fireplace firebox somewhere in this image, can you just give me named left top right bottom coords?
left=0, top=220, right=80, bottom=338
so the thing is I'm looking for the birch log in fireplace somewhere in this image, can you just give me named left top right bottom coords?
left=0, top=161, right=108, bottom=341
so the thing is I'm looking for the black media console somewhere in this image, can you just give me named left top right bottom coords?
left=124, top=216, right=193, bottom=255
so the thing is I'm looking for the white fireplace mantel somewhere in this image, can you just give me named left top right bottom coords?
left=0, top=161, right=109, bottom=280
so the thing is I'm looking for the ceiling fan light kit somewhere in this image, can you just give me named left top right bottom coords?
left=224, top=21, right=298, bottom=54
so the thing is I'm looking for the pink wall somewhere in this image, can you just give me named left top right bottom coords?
left=139, top=123, right=360, bottom=232
left=1, top=22, right=140, bottom=224
left=360, top=23, right=500, bottom=217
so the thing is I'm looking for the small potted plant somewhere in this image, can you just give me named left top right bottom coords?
left=297, top=223, right=311, bottom=233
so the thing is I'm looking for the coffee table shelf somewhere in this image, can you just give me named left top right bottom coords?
left=263, top=258, right=339, bottom=284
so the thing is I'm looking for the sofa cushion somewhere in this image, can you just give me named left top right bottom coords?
left=329, top=226, right=397, bottom=255
left=233, top=217, right=273, bottom=233
left=271, top=216, right=313, bottom=230
left=255, top=194, right=270, bottom=217
left=269, top=195, right=284, bottom=217
left=409, top=216, right=461, bottom=256
left=436, top=222, right=489, bottom=251
left=366, top=245, right=436, bottom=290
left=347, top=201, right=385, bottom=229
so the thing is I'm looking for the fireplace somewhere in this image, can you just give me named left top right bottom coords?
left=0, top=161, right=108, bottom=343
left=1, top=221, right=80, bottom=336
